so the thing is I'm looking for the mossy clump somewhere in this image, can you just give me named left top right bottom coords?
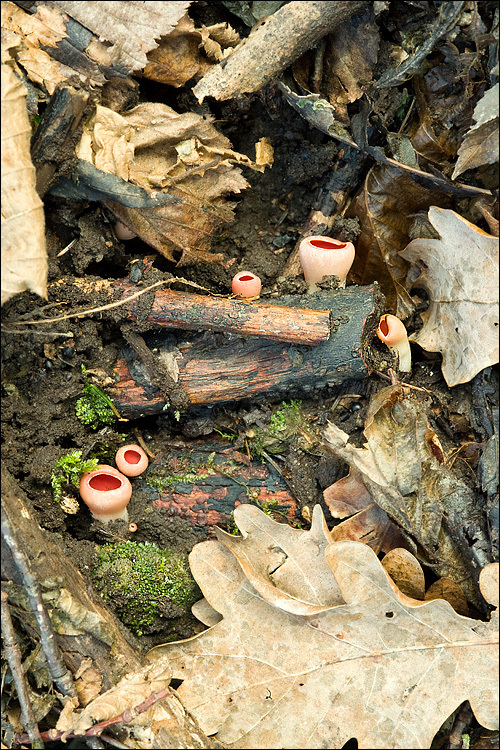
left=50, top=450, right=99, bottom=503
left=92, top=541, right=199, bottom=636
left=75, top=366, right=117, bottom=430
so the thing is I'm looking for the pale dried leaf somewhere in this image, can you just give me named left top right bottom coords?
left=381, top=547, right=425, bottom=600
left=54, top=0, right=191, bottom=72
left=401, top=207, right=499, bottom=385
left=215, top=504, right=343, bottom=614
left=146, top=531, right=498, bottom=749
left=192, top=597, right=222, bottom=627
left=1, top=63, right=47, bottom=304
left=1, top=1, right=98, bottom=91
left=452, top=118, right=499, bottom=179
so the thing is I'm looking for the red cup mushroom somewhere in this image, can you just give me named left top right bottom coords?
left=376, top=314, right=412, bottom=372
left=231, top=271, right=262, bottom=298
left=115, top=444, right=149, bottom=477
left=298, top=236, right=355, bottom=293
left=79, top=465, right=132, bottom=523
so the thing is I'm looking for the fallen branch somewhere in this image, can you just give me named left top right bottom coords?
left=46, top=277, right=332, bottom=345
left=193, top=1, right=368, bottom=101
left=107, top=284, right=380, bottom=416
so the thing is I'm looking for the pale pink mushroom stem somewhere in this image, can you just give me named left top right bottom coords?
left=376, top=314, right=412, bottom=372
left=79, top=465, right=132, bottom=523
left=299, top=236, right=355, bottom=293
left=232, top=271, right=262, bottom=298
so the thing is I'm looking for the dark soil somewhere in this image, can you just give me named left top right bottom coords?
left=1, top=1, right=498, bottom=665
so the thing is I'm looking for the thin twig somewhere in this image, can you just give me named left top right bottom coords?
left=16, top=687, right=174, bottom=745
left=3, top=278, right=211, bottom=327
left=1, top=510, right=77, bottom=698
left=447, top=701, right=473, bottom=749
left=1, top=591, right=45, bottom=749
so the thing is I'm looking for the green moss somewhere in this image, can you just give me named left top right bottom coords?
left=92, top=541, right=199, bottom=635
left=50, top=450, right=99, bottom=503
left=75, top=366, right=117, bottom=430
left=249, top=399, right=308, bottom=456
left=146, top=453, right=241, bottom=492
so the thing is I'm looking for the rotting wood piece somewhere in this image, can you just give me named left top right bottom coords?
left=107, top=284, right=380, bottom=417
left=48, top=276, right=332, bottom=345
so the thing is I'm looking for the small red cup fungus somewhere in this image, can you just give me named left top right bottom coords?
left=376, top=314, right=412, bottom=372
left=115, top=444, right=149, bottom=477
left=231, top=271, right=262, bottom=298
left=299, top=235, right=355, bottom=293
left=79, top=465, right=132, bottom=523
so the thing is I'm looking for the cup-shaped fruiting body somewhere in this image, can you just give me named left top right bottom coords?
left=231, top=271, right=262, bottom=298
left=376, top=314, right=412, bottom=372
left=115, top=444, right=149, bottom=477
left=299, top=235, right=355, bottom=293
left=79, top=465, right=132, bottom=523
left=114, top=221, right=137, bottom=240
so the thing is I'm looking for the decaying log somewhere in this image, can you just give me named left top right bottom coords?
left=107, top=284, right=380, bottom=417
left=1, top=467, right=215, bottom=749
left=49, top=276, right=332, bottom=345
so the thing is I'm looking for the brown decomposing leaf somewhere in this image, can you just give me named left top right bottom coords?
left=401, top=207, right=499, bottom=386
left=323, top=384, right=486, bottom=603
left=144, top=14, right=240, bottom=86
left=452, top=84, right=499, bottom=179
left=348, top=164, right=452, bottom=319
left=324, top=468, right=411, bottom=555
left=1, top=63, right=47, bottom=304
left=322, top=7, right=379, bottom=118
left=140, top=507, right=498, bottom=749
left=76, top=102, right=270, bottom=262
left=425, top=578, right=469, bottom=617
left=381, top=547, right=426, bottom=600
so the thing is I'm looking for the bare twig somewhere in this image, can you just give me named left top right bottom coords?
left=1, top=591, right=45, bottom=749
left=16, top=687, right=174, bottom=745
left=1, top=510, right=77, bottom=698
left=447, top=701, right=473, bottom=749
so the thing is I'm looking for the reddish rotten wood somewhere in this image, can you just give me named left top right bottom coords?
left=107, top=284, right=379, bottom=416
left=50, top=277, right=331, bottom=345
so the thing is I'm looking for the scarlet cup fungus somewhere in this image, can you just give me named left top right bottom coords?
left=79, top=465, right=132, bottom=523
left=231, top=271, right=262, bottom=298
left=299, top=235, right=355, bottom=293
left=115, top=444, right=149, bottom=477
left=376, top=314, right=412, bottom=373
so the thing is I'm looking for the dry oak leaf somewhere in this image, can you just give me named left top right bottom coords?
left=452, top=84, right=499, bottom=180
left=214, top=503, right=343, bottom=615
left=147, top=525, right=499, bottom=749
left=401, top=207, right=499, bottom=386
left=1, top=63, right=47, bottom=305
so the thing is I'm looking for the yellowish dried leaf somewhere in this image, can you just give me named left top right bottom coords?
left=1, top=63, right=47, bottom=305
